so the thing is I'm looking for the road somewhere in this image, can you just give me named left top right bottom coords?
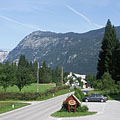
left=0, top=93, right=120, bottom=120
left=0, top=93, right=72, bottom=120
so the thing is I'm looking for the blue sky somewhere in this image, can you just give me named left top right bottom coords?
left=0, top=0, right=120, bottom=50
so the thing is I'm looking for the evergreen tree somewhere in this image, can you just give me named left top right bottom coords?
left=16, top=55, right=34, bottom=91
left=97, top=19, right=119, bottom=79
left=86, top=74, right=96, bottom=87
left=112, top=43, right=120, bottom=83
left=52, top=67, right=61, bottom=83
left=18, top=55, right=29, bottom=68
left=39, top=61, right=52, bottom=83
left=99, top=72, right=115, bottom=90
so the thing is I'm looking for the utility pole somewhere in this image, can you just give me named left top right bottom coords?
left=37, top=62, right=39, bottom=93
left=61, top=66, right=63, bottom=85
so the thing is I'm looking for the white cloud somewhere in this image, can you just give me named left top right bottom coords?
left=0, top=15, right=43, bottom=30
left=66, top=5, right=103, bottom=28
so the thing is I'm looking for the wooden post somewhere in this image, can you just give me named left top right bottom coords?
left=61, top=66, right=63, bottom=85
left=37, top=62, right=39, bottom=93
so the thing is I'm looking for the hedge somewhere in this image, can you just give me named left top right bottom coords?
left=0, top=85, right=70, bottom=100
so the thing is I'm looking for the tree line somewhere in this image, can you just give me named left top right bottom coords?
left=86, top=19, right=120, bottom=93
left=0, top=55, right=64, bottom=92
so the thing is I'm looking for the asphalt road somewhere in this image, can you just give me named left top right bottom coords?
left=0, top=93, right=120, bottom=120
left=0, top=92, right=72, bottom=120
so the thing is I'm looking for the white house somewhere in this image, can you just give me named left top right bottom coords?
left=65, top=72, right=87, bottom=88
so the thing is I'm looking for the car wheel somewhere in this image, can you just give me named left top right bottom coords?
left=100, top=99, right=104, bottom=102
left=85, top=99, right=88, bottom=102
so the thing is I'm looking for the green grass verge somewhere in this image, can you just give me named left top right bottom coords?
left=51, top=111, right=97, bottom=117
left=38, top=88, right=74, bottom=100
left=0, top=83, right=55, bottom=93
left=107, top=95, right=120, bottom=100
left=0, top=102, right=30, bottom=114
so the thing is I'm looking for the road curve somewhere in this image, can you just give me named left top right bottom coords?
left=0, top=93, right=120, bottom=120
left=0, top=92, right=73, bottom=120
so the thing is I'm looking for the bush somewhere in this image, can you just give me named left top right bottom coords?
left=81, top=105, right=88, bottom=112
left=76, top=104, right=88, bottom=112
left=56, top=82, right=62, bottom=87
left=74, top=88, right=84, bottom=102
left=60, top=103, right=68, bottom=112
left=0, top=85, right=70, bottom=100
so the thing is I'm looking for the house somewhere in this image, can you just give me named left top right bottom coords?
left=65, top=72, right=87, bottom=88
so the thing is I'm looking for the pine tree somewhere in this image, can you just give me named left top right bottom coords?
left=18, top=55, right=29, bottom=68
left=16, top=55, right=34, bottom=91
left=39, top=61, right=52, bottom=83
left=112, top=43, right=120, bottom=83
left=97, top=19, right=119, bottom=79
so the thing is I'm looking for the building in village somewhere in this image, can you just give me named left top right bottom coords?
left=65, top=72, right=87, bottom=88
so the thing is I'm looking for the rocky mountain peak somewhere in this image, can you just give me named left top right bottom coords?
left=5, top=26, right=120, bottom=74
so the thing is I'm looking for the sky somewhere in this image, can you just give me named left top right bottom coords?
left=0, top=0, right=120, bottom=50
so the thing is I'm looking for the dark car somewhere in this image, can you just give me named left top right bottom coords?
left=83, top=93, right=107, bottom=102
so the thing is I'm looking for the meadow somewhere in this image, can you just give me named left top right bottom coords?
left=0, top=83, right=56, bottom=93
left=0, top=102, right=30, bottom=114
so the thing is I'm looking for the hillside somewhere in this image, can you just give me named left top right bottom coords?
left=6, top=26, right=120, bottom=74
left=0, top=50, right=9, bottom=63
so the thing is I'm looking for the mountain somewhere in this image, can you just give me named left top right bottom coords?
left=6, top=26, right=120, bottom=74
left=0, top=50, right=9, bottom=63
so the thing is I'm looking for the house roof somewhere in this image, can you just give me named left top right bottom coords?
left=64, top=94, right=81, bottom=104
left=74, top=74, right=86, bottom=79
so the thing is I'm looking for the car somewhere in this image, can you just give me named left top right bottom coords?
left=83, top=93, right=107, bottom=102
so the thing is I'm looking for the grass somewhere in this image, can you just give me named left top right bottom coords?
left=51, top=111, right=97, bottom=117
left=107, top=95, right=120, bottom=100
left=38, top=88, right=74, bottom=100
left=0, top=83, right=55, bottom=93
left=0, top=102, right=30, bottom=114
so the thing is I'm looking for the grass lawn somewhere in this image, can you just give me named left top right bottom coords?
left=0, top=83, right=55, bottom=93
left=38, top=88, right=74, bottom=100
left=0, top=102, right=30, bottom=114
left=51, top=111, right=97, bottom=117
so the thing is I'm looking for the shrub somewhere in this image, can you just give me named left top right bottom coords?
left=60, top=103, right=68, bottom=112
left=0, top=85, right=70, bottom=100
left=56, top=82, right=62, bottom=87
left=80, top=105, right=88, bottom=112
left=74, top=88, right=84, bottom=102
left=76, top=104, right=88, bottom=112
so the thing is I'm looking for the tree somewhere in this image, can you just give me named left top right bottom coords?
left=39, top=61, right=52, bottom=83
left=32, top=61, right=38, bottom=82
left=52, top=66, right=61, bottom=83
left=86, top=74, right=96, bottom=87
left=0, top=61, right=16, bottom=92
left=111, top=43, right=120, bottom=83
left=16, top=55, right=34, bottom=91
left=97, top=19, right=119, bottom=79
left=100, top=72, right=115, bottom=90
left=74, top=88, right=84, bottom=102
left=16, top=66, right=34, bottom=92
left=18, top=55, right=29, bottom=68
left=77, top=77, right=83, bottom=88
